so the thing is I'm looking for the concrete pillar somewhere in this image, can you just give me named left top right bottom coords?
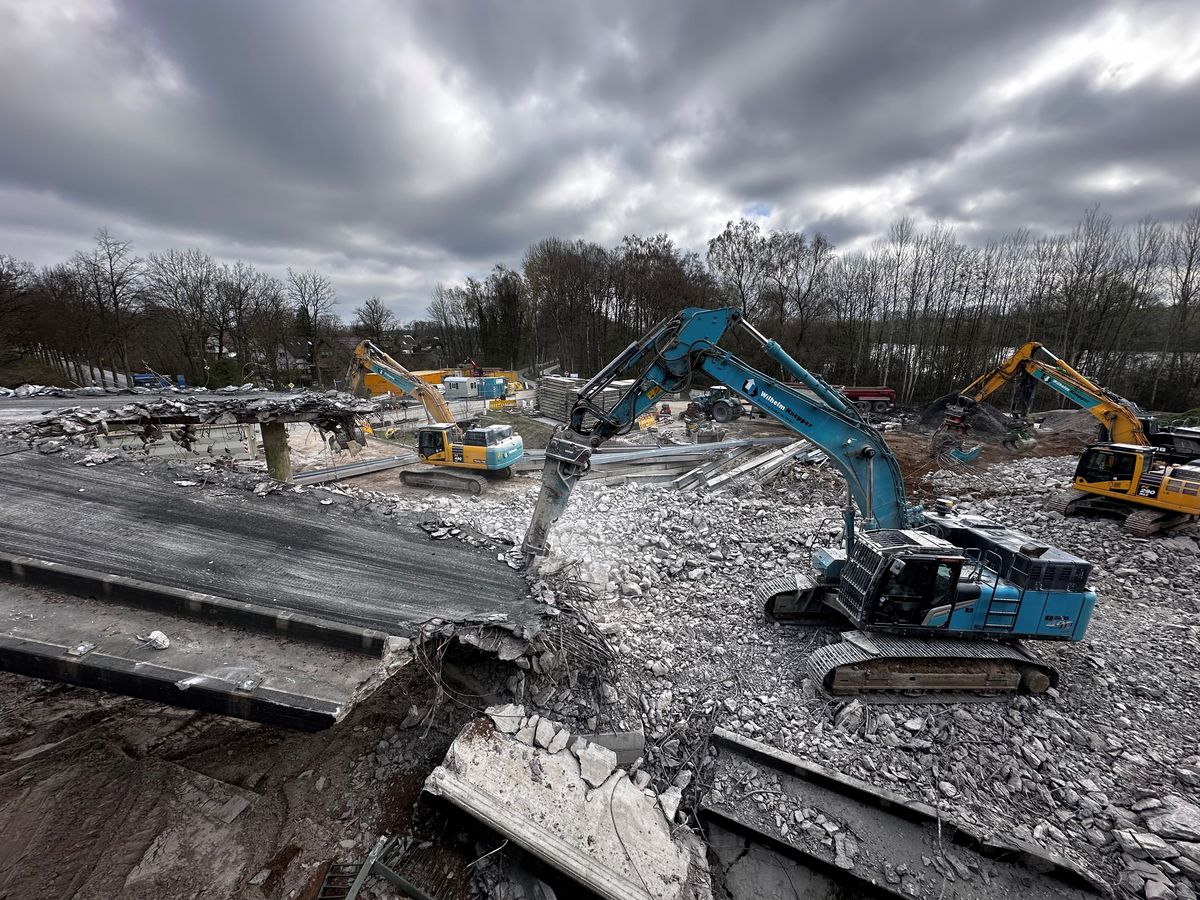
left=261, top=421, right=292, bottom=482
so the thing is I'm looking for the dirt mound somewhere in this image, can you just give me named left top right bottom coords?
left=916, top=393, right=1012, bottom=436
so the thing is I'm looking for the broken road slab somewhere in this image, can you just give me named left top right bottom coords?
left=0, top=450, right=541, bottom=636
left=703, top=728, right=1107, bottom=899
left=0, top=581, right=399, bottom=730
left=425, top=717, right=711, bottom=900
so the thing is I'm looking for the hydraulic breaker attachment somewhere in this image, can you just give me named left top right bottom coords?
left=520, top=432, right=593, bottom=565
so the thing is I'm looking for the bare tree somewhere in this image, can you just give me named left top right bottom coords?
left=0, top=256, right=35, bottom=367
left=354, top=296, right=395, bottom=344
left=707, top=219, right=765, bottom=315
left=145, top=248, right=219, bottom=383
left=286, top=268, right=336, bottom=384
left=71, top=228, right=144, bottom=386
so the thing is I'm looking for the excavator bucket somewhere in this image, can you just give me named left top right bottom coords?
left=950, top=444, right=982, bottom=464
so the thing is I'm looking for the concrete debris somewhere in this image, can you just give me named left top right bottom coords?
left=135, top=630, right=171, bottom=650
left=3, top=391, right=374, bottom=444
left=1148, top=798, right=1200, bottom=843
left=573, top=739, right=618, bottom=788
left=412, top=450, right=1200, bottom=895
left=487, top=703, right=526, bottom=734
left=534, top=717, right=556, bottom=749
left=425, top=717, right=711, bottom=900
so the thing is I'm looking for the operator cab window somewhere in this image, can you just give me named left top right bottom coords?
left=418, top=430, right=443, bottom=457
left=875, top=558, right=959, bottom=626
left=1078, top=449, right=1136, bottom=483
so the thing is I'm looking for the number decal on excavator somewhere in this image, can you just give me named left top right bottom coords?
left=646, top=385, right=663, bottom=401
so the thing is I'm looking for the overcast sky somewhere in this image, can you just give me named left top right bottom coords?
left=2, top=0, right=1199, bottom=321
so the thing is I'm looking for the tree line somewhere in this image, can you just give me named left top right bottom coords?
left=425, top=205, right=1200, bottom=411
left=0, top=229, right=413, bottom=389
left=2, top=205, right=1198, bottom=411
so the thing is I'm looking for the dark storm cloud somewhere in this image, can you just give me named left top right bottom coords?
left=0, top=0, right=1197, bottom=318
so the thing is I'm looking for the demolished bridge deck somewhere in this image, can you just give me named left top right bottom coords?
left=0, top=450, right=539, bottom=638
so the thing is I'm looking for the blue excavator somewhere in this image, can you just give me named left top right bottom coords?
left=521, top=307, right=1097, bottom=697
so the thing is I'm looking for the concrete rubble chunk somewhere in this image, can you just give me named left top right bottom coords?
left=487, top=703, right=526, bottom=735
left=574, top=740, right=618, bottom=788
left=547, top=728, right=571, bottom=754
left=1146, top=797, right=1200, bottom=842
left=534, top=717, right=556, bottom=749
left=425, top=718, right=710, bottom=900
left=1116, top=829, right=1178, bottom=860
left=658, top=785, right=683, bottom=822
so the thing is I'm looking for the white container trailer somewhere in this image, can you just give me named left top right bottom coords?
left=442, top=376, right=481, bottom=399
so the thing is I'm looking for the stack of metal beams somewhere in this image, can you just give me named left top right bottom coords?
left=536, top=376, right=581, bottom=422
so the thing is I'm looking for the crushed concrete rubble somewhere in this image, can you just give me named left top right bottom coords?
left=2, top=391, right=374, bottom=446
left=405, top=453, right=1200, bottom=897
left=0, top=382, right=272, bottom=399
left=426, top=708, right=712, bottom=900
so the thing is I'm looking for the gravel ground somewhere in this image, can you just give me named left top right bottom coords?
left=409, top=453, right=1200, bottom=899
left=3, top=424, right=1198, bottom=898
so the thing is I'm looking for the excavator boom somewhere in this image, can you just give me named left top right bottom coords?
left=349, top=340, right=458, bottom=425
left=521, top=308, right=919, bottom=561
left=951, top=341, right=1150, bottom=445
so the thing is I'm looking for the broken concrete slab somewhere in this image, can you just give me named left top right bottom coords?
left=703, top=728, right=1107, bottom=899
left=0, top=450, right=542, bottom=637
left=425, top=719, right=710, bottom=900
left=0, top=581, right=404, bottom=730
left=577, top=729, right=647, bottom=766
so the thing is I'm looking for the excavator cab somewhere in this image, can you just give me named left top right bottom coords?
left=415, top=423, right=523, bottom=473
left=833, top=531, right=981, bottom=635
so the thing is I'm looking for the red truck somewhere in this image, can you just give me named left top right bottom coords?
left=786, top=383, right=896, bottom=414
left=840, top=386, right=896, bottom=413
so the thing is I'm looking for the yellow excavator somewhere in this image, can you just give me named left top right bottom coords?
left=931, top=341, right=1200, bottom=536
left=347, top=341, right=524, bottom=494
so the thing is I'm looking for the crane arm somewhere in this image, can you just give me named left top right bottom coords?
left=521, top=307, right=918, bottom=562
left=955, top=342, right=1148, bottom=444
left=348, top=341, right=457, bottom=424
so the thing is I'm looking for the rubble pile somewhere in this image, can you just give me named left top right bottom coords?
left=0, top=382, right=273, bottom=399
left=3, top=391, right=375, bottom=447
left=411, top=454, right=1200, bottom=896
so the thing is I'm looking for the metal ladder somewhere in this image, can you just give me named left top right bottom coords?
left=977, top=550, right=1019, bottom=632
left=315, top=835, right=440, bottom=900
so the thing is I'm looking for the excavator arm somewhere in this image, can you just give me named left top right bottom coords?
left=952, top=342, right=1148, bottom=444
left=521, top=308, right=919, bottom=562
left=348, top=341, right=458, bottom=425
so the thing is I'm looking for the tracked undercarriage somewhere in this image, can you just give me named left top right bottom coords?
left=1050, top=488, right=1193, bottom=537
left=401, top=467, right=489, bottom=494
left=756, top=578, right=1058, bottom=699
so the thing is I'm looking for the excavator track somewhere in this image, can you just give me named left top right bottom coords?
left=400, top=468, right=488, bottom=495
left=1124, top=507, right=1192, bottom=537
left=1047, top=489, right=1087, bottom=515
left=806, top=631, right=1057, bottom=699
